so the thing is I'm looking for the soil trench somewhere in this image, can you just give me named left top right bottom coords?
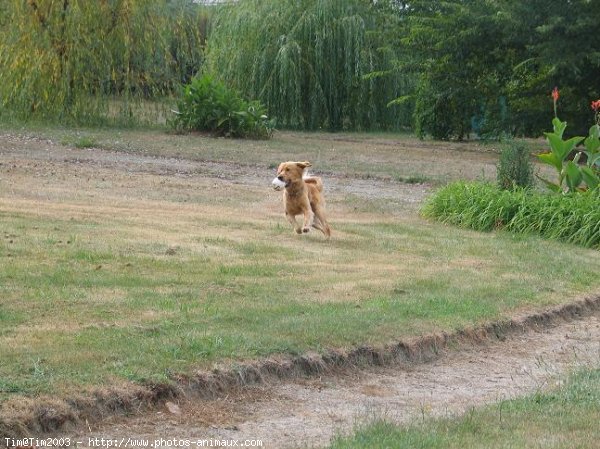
left=64, top=313, right=600, bottom=448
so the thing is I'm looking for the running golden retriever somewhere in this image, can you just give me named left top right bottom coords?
left=272, top=161, right=331, bottom=238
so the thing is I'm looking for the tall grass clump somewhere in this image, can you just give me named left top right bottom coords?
left=422, top=182, right=600, bottom=248
left=0, top=0, right=208, bottom=125
left=497, top=139, right=534, bottom=190
left=204, top=0, right=412, bottom=131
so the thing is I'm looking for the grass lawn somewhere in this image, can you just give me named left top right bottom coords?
left=0, top=127, right=598, bottom=399
left=328, top=368, right=600, bottom=449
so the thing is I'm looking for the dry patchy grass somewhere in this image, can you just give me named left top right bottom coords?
left=329, top=368, right=600, bottom=449
left=0, top=129, right=597, bottom=398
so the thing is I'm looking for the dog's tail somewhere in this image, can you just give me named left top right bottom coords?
left=303, top=175, right=324, bottom=192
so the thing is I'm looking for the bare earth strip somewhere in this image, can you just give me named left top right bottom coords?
left=62, top=313, right=600, bottom=449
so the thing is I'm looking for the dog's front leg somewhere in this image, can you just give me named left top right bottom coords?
left=301, top=209, right=315, bottom=233
left=286, top=213, right=303, bottom=234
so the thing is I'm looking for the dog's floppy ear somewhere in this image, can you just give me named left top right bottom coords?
left=296, top=161, right=312, bottom=169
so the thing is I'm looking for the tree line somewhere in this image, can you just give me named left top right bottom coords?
left=395, top=0, right=600, bottom=139
left=1, top=0, right=598, bottom=138
left=0, top=0, right=207, bottom=124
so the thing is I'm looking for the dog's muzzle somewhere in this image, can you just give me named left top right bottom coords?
left=272, top=177, right=287, bottom=191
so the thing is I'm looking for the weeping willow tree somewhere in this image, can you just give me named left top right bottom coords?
left=204, top=0, right=411, bottom=131
left=0, top=0, right=208, bottom=124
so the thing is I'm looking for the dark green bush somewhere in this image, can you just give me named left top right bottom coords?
left=171, top=74, right=274, bottom=139
left=422, top=182, right=600, bottom=248
left=497, top=139, right=535, bottom=190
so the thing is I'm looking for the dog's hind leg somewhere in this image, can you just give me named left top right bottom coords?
left=312, top=215, right=324, bottom=232
left=311, top=211, right=326, bottom=232
left=313, top=207, right=331, bottom=238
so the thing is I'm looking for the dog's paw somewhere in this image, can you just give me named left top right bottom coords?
left=302, top=226, right=311, bottom=233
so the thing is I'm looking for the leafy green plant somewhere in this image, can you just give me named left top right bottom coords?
left=170, top=75, right=274, bottom=139
left=537, top=89, right=600, bottom=192
left=422, top=181, right=600, bottom=248
left=584, top=99, right=600, bottom=171
left=496, top=139, right=534, bottom=190
left=536, top=116, right=585, bottom=192
left=580, top=122, right=600, bottom=189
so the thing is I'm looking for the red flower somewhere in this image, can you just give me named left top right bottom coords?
left=552, top=87, right=560, bottom=101
left=592, top=99, right=600, bottom=112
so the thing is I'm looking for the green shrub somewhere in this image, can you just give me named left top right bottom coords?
left=496, top=139, right=534, bottom=190
left=170, top=74, right=274, bottom=139
left=422, top=181, right=600, bottom=248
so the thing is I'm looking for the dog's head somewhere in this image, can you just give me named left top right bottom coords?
left=272, top=161, right=311, bottom=190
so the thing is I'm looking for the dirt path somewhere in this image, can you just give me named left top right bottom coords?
left=61, top=313, right=600, bottom=448
left=0, top=133, right=430, bottom=212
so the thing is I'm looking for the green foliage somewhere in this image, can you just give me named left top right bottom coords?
left=512, top=0, right=600, bottom=136
left=399, top=0, right=514, bottom=140
left=582, top=124, right=600, bottom=181
left=496, top=139, right=534, bottom=190
left=537, top=118, right=600, bottom=192
left=389, top=0, right=600, bottom=139
left=203, top=0, right=411, bottom=131
left=0, top=3, right=6, bottom=27
left=73, top=136, right=98, bottom=149
left=0, top=0, right=208, bottom=125
left=422, top=182, right=600, bottom=248
left=413, top=76, right=471, bottom=140
left=171, top=75, right=274, bottom=139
